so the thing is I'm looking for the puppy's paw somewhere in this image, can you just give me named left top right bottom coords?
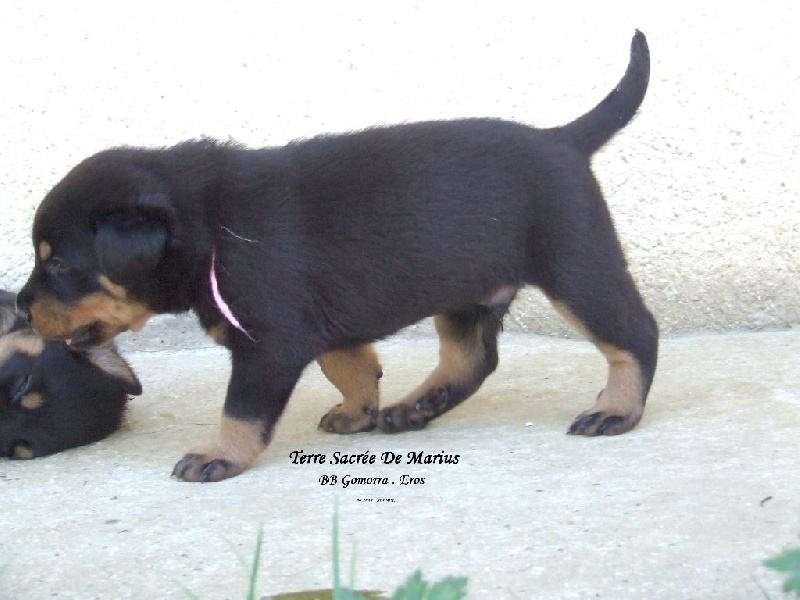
left=319, top=404, right=376, bottom=434
left=377, top=386, right=450, bottom=433
left=171, top=416, right=266, bottom=482
left=567, top=410, right=641, bottom=436
left=172, top=453, right=247, bottom=482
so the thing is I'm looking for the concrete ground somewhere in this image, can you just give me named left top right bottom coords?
left=1, top=330, right=799, bottom=599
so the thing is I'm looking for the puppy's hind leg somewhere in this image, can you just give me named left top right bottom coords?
left=318, top=344, right=382, bottom=433
left=377, top=305, right=502, bottom=432
left=547, top=276, right=658, bottom=436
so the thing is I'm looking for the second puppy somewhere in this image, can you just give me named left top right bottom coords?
left=0, top=290, right=141, bottom=459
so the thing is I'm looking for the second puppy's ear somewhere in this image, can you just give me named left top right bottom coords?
left=84, top=344, right=143, bottom=396
left=0, top=290, right=18, bottom=335
left=94, top=193, right=171, bottom=286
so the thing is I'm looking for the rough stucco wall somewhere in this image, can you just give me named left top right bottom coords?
left=0, top=2, right=797, bottom=347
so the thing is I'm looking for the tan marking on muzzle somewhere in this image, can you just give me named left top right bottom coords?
left=29, top=292, right=151, bottom=342
left=205, top=322, right=228, bottom=346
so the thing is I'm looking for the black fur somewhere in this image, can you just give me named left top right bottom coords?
left=0, top=291, right=141, bottom=459
left=17, top=32, right=657, bottom=480
left=95, top=215, right=168, bottom=286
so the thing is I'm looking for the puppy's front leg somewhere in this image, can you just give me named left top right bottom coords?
left=318, top=344, right=382, bottom=434
left=172, top=348, right=305, bottom=482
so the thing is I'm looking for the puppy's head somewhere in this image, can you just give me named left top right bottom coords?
left=0, top=291, right=141, bottom=459
left=16, top=149, right=176, bottom=348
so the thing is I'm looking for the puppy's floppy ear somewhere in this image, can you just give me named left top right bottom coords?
left=84, top=344, right=143, bottom=396
left=94, top=193, right=171, bottom=286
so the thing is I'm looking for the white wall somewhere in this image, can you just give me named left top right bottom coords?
left=1, top=1, right=797, bottom=338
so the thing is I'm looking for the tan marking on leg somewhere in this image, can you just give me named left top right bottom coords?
left=551, top=300, right=643, bottom=434
left=395, top=313, right=483, bottom=407
left=173, top=415, right=267, bottom=482
left=12, top=443, right=34, bottom=459
left=318, top=344, right=381, bottom=433
left=39, top=241, right=52, bottom=261
left=19, top=392, right=44, bottom=411
left=202, top=415, right=266, bottom=466
left=551, top=300, right=592, bottom=339
left=205, top=322, right=228, bottom=346
left=378, top=311, right=500, bottom=432
left=592, top=343, right=643, bottom=416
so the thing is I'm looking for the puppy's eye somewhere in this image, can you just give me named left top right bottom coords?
left=10, top=374, right=32, bottom=406
left=45, top=257, right=70, bottom=275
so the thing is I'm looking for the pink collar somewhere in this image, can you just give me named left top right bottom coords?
left=209, top=248, right=255, bottom=341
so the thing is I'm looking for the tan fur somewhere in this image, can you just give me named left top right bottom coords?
left=98, top=275, right=128, bottom=300
left=391, top=313, right=484, bottom=409
left=29, top=291, right=151, bottom=341
left=590, top=344, right=643, bottom=417
left=38, top=241, right=52, bottom=261
left=177, top=416, right=267, bottom=481
left=551, top=300, right=592, bottom=339
left=0, top=332, right=45, bottom=363
left=12, top=444, right=34, bottom=459
left=19, top=392, right=44, bottom=411
left=551, top=300, right=643, bottom=421
left=205, top=322, right=228, bottom=345
left=318, top=345, right=382, bottom=433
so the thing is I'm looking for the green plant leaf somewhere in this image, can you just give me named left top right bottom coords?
left=781, top=575, right=800, bottom=597
left=349, top=543, right=358, bottom=592
left=336, top=589, right=368, bottom=600
left=173, top=577, right=200, bottom=599
left=267, top=590, right=383, bottom=599
left=391, top=570, right=428, bottom=600
left=765, top=549, right=800, bottom=574
left=765, top=548, right=800, bottom=597
left=247, top=523, right=265, bottom=600
left=427, top=577, right=468, bottom=600
left=333, top=503, right=345, bottom=599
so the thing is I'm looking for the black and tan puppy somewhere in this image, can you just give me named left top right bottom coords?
left=17, top=31, right=657, bottom=482
left=0, top=289, right=141, bottom=458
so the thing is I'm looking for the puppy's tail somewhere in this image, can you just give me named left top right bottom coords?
left=557, top=30, right=649, bottom=156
